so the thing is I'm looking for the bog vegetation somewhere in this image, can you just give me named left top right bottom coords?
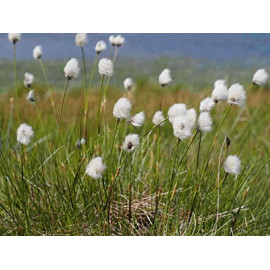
left=0, top=33, right=269, bottom=235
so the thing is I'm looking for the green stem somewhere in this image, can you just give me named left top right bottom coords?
left=81, top=47, right=88, bottom=142
left=97, top=75, right=105, bottom=136
left=196, top=131, right=202, bottom=172
left=88, top=53, right=98, bottom=90
left=13, top=43, right=20, bottom=123
left=159, top=86, right=164, bottom=111
left=59, top=79, right=70, bottom=137
left=39, top=59, right=57, bottom=120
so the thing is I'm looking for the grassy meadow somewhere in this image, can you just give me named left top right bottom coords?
left=0, top=40, right=269, bottom=236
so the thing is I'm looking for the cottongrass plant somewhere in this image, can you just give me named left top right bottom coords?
left=8, top=33, right=21, bottom=123
left=158, top=68, right=172, bottom=110
left=123, top=78, right=134, bottom=101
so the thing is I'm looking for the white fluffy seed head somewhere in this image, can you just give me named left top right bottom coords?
left=64, top=58, right=80, bottom=80
left=197, top=112, right=213, bottom=133
left=123, top=78, right=134, bottom=91
left=24, top=72, right=34, bottom=88
left=252, top=69, right=269, bottom=86
left=75, top=33, right=87, bottom=47
left=228, top=83, right=246, bottom=107
left=17, top=123, right=34, bottom=145
left=8, top=33, right=21, bottom=44
left=85, top=157, right=106, bottom=179
left=113, top=97, right=132, bottom=119
left=98, top=58, right=114, bottom=77
left=33, top=45, right=42, bottom=60
left=168, top=103, right=187, bottom=123
left=224, top=155, right=241, bottom=175
left=212, top=83, right=228, bottom=103
left=200, top=97, right=215, bottom=112
left=109, top=35, right=116, bottom=46
left=129, top=111, right=145, bottom=127
left=214, top=79, right=227, bottom=87
left=123, top=134, right=140, bottom=152
left=152, top=111, right=165, bottom=126
left=27, top=90, right=36, bottom=102
left=114, top=35, right=125, bottom=47
left=159, top=68, right=172, bottom=86
left=95, top=40, right=106, bottom=54
left=172, top=109, right=196, bottom=141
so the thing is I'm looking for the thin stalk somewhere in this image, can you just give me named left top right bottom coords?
left=159, top=86, right=164, bottom=110
left=128, top=154, right=132, bottom=223
left=39, top=59, right=57, bottom=120
left=59, top=79, right=70, bottom=137
left=88, top=53, right=98, bottom=90
left=97, top=75, right=105, bottom=136
left=81, top=47, right=88, bottom=142
left=110, top=118, right=120, bottom=164
left=13, top=43, right=20, bottom=123
left=196, top=131, right=202, bottom=172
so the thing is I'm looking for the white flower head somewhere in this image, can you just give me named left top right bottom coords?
left=200, top=97, right=215, bottom=112
left=214, top=79, right=227, bottom=87
left=224, top=155, right=241, bottom=175
left=75, top=33, right=87, bottom=47
left=252, top=68, right=269, bottom=86
left=168, top=103, right=187, bottom=123
left=27, top=90, right=36, bottom=102
left=8, top=33, right=21, bottom=44
left=123, top=134, right=140, bottom=152
left=17, top=123, right=34, bottom=145
left=159, top=68, right=172, bottom=86
left=212, top=83, right=228, bottom=103
left=98, top=58, right=113, bottom=77
left=64, top=58, right=80, bottom=80
left=109, top=35, right=116, bottom=46
left=129, top=111, right=145, bottom=127
left=95, top=40, right=106, bottom=54
left=197, top=112, right=213, bottom=133
left=81, top=138, right=86, bottom=145
left=113, top=97, right=132, bottom=119
left=152, top=111, right=165, bottom=126
left=228, top=83, right=246, bottom=107
left=172, top=109, right=196, bottom=141
left=114, top=35, right=125, bottom=47
left=123, top=78, right=134, bottom=91
left=33, top=45, right=42, bottom=60
left=24, top=72, right=34, bottom=88
left=85, top=157, right=106, bottom=179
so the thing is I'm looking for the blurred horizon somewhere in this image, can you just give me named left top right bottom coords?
left=1, top=33, right=270, bottom=62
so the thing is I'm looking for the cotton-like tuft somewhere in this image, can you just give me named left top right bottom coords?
left=109, top=35, right=116, bottom=46
left=152, top=111, right=165, bottom=126
left=75, top=33, right=87, bottom=47
left=227, top=83, right=246, bottom=107
left=123, top=134, right=140, bottom=152
left=17, top=123, right=34, bottom=145
left=95, top=40, right=106, bottom=54
left=98, top=58, right=114, bottom=77
left=113, top=97, right=132, bottom=119
left=114, top=35, right=125, bottom=47
left=85, top=157, right=106, bottom=179
left=167, top=103, right=187, bottom=123
left=27, top=90, right=36, bottom=102
left=214, top=79, right=227, bottom=87
left=159, top=68, right=172, bottom=86
left=224, top=155, right=241, bottom=175
left=64, top=58, right=80, bottom=79
left=129, top=111, right=145, bottom=127
left=200, top=97, right=215, bottom=112
left=24, top=72, right=34, bottom=88
left=8, top=33, right=21, bottom=44
left=212, top=83, right=228, bottom=103
left=197, top=112, right=213, bottom=133
left=252, top=69, right=269, bottom=86
left=33, top=45, right=42, bottom=60
left=123, top=78, right=134, bottom=91
left=172, top=109, right=196, bottom=141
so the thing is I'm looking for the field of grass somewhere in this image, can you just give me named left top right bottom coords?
left=0, top=47, right=269, bottom=236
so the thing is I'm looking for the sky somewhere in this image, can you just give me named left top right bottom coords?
left=1, top=33, right=270, bottom=62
